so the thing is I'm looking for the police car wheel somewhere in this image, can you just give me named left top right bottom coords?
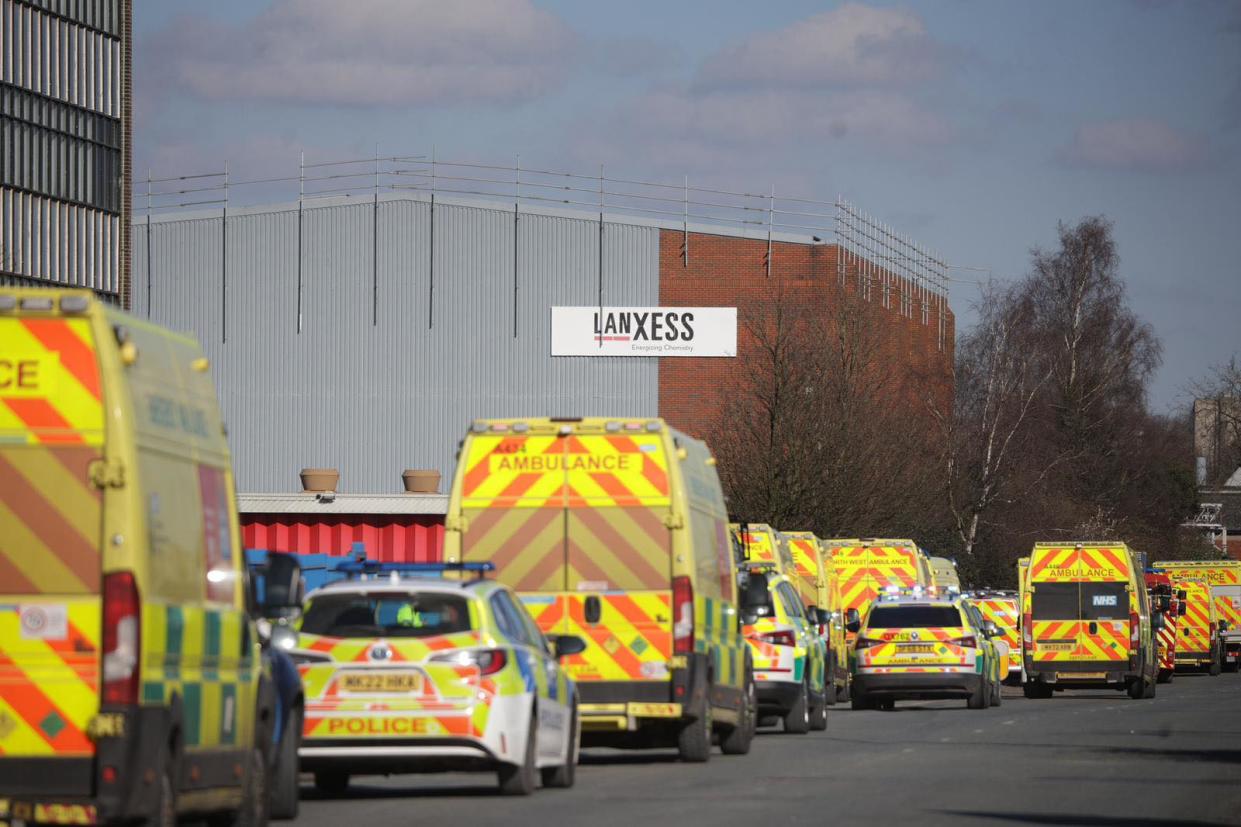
left=499, top=714, right=539, bottom=795
left=313, top=772, right=349, bottom=797
left=540, top=704, right=578, bottom=789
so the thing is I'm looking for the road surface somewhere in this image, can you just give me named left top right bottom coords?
left=290, top=672, right=1241, bottom=826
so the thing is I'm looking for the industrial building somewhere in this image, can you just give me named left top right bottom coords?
left=130, top=156, right=953, bottom=496
left=1, top=0, right=132, bottom=300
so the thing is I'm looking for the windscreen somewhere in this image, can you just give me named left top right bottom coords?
left=740, top=571, right=775, bottom=618
left=867, top=605, right=963, bottom=628
left=301, top=593, right=472, bottom=638
left=1032, top=584, right=1080, bottom=619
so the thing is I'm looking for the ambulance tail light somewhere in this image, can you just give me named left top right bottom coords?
left=102, top=572, right=141, bottom=706
left=854, top=636, right=883, bottom=650
left=672, top=576, right=694, bottom=655
left=951, top=635, right=978, bottom=649
left=757, top=630, right=796, bottom=647
left=1023, top=611, right=1033, bottom=646
left=1130, top=611, right=1141, bottom=648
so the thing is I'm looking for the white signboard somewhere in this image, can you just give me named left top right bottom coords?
left=551, top=307, right=737, bottom=357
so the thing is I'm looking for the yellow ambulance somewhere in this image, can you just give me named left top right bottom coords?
left=1165, top=578, right=1222, bottom=675
left=777, top=531, right=850, bottom=703
left=443, top=418, right=754, bottom=762
left=823, top=539, right=934, bottom=647
left=0, top=289, right=272, bottom=826
left=1022, top=542, right=1157, bottom=699
left=1152, top=560, right=1240, bottom=672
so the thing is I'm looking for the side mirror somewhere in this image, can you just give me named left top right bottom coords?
left=1159, top=595, right=1171, bottom=613
left=1151, top=612, right=1165, bottom=631
left=1178, top=602, right=1188, bottom=617
left=549, top=634, right=587, bottom=660
left=1176, top=589, right=1188, bottom=602
left=257, top=552, right=305, bottom=619
left=982, top=620, right=999, bottom=639
left=741, top=611, right=759, bottom=627
left=845, top=608, right=861, bottom=634
left=806, top=606, right=822, bottom=626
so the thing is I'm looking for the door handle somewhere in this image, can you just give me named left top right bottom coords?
left=1088, top=622, right=1098, bottom=635
left=584, top=595, right=602, bottom=625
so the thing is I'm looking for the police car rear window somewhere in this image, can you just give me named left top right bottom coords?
left=866, top=606, right=963, bottom=628
left=301, top=593, right=471, bottom=638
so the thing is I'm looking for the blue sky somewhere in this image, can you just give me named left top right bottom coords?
left=133, top=0, right=1241, bottom=411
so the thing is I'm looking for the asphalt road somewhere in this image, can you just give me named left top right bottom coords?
left=290, top=673, right=1241, bottom=827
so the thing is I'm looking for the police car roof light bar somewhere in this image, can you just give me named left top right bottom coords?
left=332, top=560, right=496, bottom=580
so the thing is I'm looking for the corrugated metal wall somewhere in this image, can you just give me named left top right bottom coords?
left=131, top=197, right=659, bottom=492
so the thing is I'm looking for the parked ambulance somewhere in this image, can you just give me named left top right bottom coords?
left=1021, top=542, right=1158, bottom=699
left=1152, top=561, right=1240, bottom=672
left=0, top=289, right=273, bottom=826
left=442, top=418, right=755, bottom=762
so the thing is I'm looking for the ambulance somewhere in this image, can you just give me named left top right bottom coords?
left=1151, top=561, right=1240, bottom=672
left=777, top=531, right=850, bottom=703
left=1022, top=542, right=1158, bottom=699
left=823, top=539, right=934, bottom=646
left=929, top=557, right=961, bottom=594
left=0, top=289, right=272, bottom=826
left=443, top=418, right=754, bottom=762
left=736, top=560, right=828, bottom=732
left=968, top=591, right=1022, bottom=684
left=1166, top=578, right=1222, bottom=675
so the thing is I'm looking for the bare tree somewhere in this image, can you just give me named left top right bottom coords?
left=935, top=282, right=1066, bottom=562
left=711, top=286, right=941, bottom=537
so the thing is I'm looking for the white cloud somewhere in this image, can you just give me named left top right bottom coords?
left=696, top=2, right=947, bottom=91
left=148, top=0, right=574, bottom=107
left=1060, top=118, right=1208, bottom=172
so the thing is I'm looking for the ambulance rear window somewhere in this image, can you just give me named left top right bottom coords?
left=301, top=593, right=471, bottom=638
left=867, top=606, right=963, bottom=628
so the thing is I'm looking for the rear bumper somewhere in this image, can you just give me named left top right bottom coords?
left=575, top=656, right=713, bottom=747
left=0, top=706, right=170, bottom=824
left=854, top=670, right=981, bottom=699
left=299, top=738, right=501, bottom=774
left=755, top=679, right=802, bottom=712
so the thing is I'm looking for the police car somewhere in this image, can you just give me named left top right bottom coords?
left=289, top=561, right=585, bottom=795
left=849, top=589, right=1004, bottom=710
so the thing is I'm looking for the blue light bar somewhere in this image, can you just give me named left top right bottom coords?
left=331, top=560, right=495, bottom=577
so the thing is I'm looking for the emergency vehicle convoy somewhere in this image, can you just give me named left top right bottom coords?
left=1153, top=561, right=1240, bottom=672
left=1021, top=543, right=1159, bottom=699
left=0, top=289, right=273, bottom=827
left=7, top=286, right=1233, bottom=821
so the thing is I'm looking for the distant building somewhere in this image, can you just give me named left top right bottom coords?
left=1194, top=396, right=1241, bottom=485
left=1, top=0, right=132, bottom=303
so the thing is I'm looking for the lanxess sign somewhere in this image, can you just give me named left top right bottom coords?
left=551, top=307, right=736, bottom=357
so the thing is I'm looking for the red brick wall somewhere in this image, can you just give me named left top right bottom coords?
left=657, top=229, right=955, bottom=441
